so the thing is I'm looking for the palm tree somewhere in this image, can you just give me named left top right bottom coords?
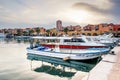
left=35, top=27, right=40, bottom=36
left=4, top=30, right=9, bottom=34
left=17, top=29, right=22, bottom=36
left=64, top=28, right=68, bottom=34
left=23, top=31, right=28, bottom=36
left=29, top=29, right=34, bottom=36
left=46, top=29, right=50, bottom=36
left=52, top=33, right=56, bottom=36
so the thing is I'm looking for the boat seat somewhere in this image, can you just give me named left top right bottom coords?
left=37, top=46, right=48, bottom=51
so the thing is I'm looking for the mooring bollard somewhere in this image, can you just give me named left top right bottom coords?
left=110, top=51, right=116, bottom=55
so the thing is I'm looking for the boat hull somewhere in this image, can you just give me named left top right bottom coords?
left=26, top=48, right=109, bottom=60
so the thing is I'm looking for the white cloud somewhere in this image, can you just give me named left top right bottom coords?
left=0, top=0, right=118, bottom=28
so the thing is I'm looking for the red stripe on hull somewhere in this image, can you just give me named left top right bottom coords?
left=59, top=45, right=105, bottom=49
left=41, top=44, right=106, bottom=49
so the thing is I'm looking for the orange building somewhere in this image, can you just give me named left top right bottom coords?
left=98, top=24, right=113, bottom=34
left=82, top=23, right=114, bottom=36
left=113, top=24, right=120, bottom=37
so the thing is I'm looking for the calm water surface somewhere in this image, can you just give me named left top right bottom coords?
left=0, top=39, right=98, bottom=80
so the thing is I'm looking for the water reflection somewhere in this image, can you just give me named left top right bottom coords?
left=27, top=53, right=96, bottom=78
left=0, top=38, right=100, bottom=80
left=14, top=38, right=29, bottom=43
left=34, top=65, right=75, bottom=78
left=14, top=36, right=31, bottom=43
left=1, top=37, right=30, bottom=44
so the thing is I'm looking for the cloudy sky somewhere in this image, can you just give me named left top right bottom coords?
left=0, top=0, right=120, bottom=29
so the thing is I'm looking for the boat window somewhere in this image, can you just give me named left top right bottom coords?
left=86, top=38, right=92, bottom=41
left=71, top=38, right=85, bottom=42
left=64, top=39, right=71, bottom=42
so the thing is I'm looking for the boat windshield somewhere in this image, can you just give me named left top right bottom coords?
left=86, top=38, right=92, bottom=41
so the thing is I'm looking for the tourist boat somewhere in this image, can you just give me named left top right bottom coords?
left=26, top=36, right=110, bottom=60
left=31, top=36, right=108, bottom=49
left=27, top=45, right=110, bottom=60
left=85, top=34, right=117, bottom=48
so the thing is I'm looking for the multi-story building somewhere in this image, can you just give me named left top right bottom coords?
left=98, top=24, right=110, bottom=34
left=56, top=20, right=62, bottom=31
left=74, top=25, right=81, bottom=31
left=112, top=24, right=120, bottom=37
left=82, top=23, right=116, bottom=36
left=0, top=20, right=120, bottom=37
left=83, top=24, right=95, bottom=31
left=82, top=24, right=99, bottom=36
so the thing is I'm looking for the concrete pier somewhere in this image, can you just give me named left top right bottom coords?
left=108, top=47, right=120, bottom=80
left=71, top=71, right=88, bottom=80
left=72, top=46, right=120, bottom=80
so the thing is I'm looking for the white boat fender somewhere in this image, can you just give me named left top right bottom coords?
left=63, top=56, right=70, bottom=61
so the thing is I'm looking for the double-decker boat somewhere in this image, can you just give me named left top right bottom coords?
left=26, top=36, right=110, bottom=60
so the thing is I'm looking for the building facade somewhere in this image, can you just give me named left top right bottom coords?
left=56, top=20, right=62, bottom=31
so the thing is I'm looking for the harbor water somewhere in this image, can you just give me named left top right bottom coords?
left=0, top=38, right=99, bottom=80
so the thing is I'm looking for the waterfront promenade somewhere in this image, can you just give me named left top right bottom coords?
left=72, top=45, right=120, bottom=80
left=108, top=46, right=120, bottom=80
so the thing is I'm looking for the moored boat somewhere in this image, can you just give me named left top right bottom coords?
left=26, top=36, right=110, bottom=60
left=32, top=36, right=108, bottom=49
left=26, top=45, right=110, bottom=60
left=85, top=34, right=118, bottom=48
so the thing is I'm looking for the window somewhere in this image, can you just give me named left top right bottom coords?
left=118, top=28, right=120, bottom=31
left=64, top=38, right=85, bottom=42
left=71, top=38, right=85, bottom=42
left=86, top=38, right=92, bottom=41
left=95, top=26, right=99, bottom=31
left=64, top=39, right=71, bottom=42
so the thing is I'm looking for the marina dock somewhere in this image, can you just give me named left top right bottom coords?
left=72, top=46, right=120, bottom=80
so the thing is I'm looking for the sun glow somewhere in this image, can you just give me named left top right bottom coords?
left=59, top=9, right=109, bottom=25
left=67, top=10, right=91, bottom=23
left=63, top=9, right=93, bottom=24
